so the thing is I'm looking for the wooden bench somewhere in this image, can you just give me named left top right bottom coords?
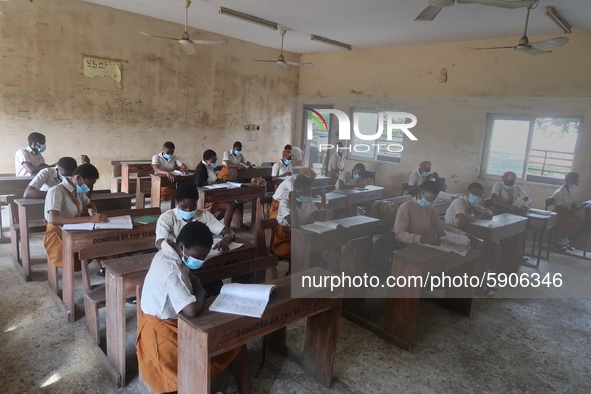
left=6, top=196, right=45, bottom=275
left=0, top=175, right=33, bottom=241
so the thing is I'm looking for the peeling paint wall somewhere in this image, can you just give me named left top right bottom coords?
left=296, top=33, right=591, bottom=207
left=0, top=0, right=299, bottom=188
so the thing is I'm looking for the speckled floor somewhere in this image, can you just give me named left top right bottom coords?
left=1, top=205, right=590, bottom=394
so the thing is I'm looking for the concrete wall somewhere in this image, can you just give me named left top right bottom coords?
left=0, top=0, right=300, bottom=188
left=296, top=33, right=591, bottom=208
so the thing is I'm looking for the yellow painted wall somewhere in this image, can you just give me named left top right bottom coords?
left=296, top=33, right=591, bottom=208
left=0, top=0, right=300, bottom=189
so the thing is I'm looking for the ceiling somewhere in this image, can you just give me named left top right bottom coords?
left=82, top=0, right=590, bottom=54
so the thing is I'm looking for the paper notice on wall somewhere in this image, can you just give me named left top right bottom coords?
left=82, top=55, right=122, bottom=89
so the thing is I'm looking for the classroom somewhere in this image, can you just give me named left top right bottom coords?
left=1, top=0, right=590, bottom=393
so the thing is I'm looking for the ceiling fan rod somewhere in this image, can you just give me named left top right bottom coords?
left=522, top=6, right=531, bottom=37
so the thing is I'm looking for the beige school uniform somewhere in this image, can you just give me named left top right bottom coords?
left=28, top=167, right=61, bottom=192
left=336, top=170, right=358, bottom=190
left=155, top=208, right=225, bottom=246
left=273, top=196, right=318, bottom=260
left=445, top=196, right=487, bottom=227
left=491, top=182, right=529, bottom=205
left=271, top=160, right=293, bottom=177
left=15, top=146, right=46, bottom=177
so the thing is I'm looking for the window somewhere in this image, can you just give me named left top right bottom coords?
left=302, top=106, right=332, bottom=174
left=348, top=109, right=405, bottom=164
left=481, top=115, right=580, bottom=185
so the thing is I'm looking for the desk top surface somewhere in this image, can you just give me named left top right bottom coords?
left=15, top=192, right=132, bottom=206
left=333, top=185, right=384, bottom=195
left=0, top=175, right=34, bottom=181
left=468, top=213, right=528, bottom=229
left=393, top=243, right=480, bottom=265
left=120, top=160, right=152, bottom=166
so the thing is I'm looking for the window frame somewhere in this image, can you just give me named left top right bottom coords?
left=480, top=113, right=581, bottom=186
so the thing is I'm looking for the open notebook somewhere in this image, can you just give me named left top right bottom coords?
left=204, top=238, right=243, bottom=261
left=62, top=215, right=133, bottom=231
left=203, top=182, right=242, bottom=190
left=209, top=283, right=276, bottom=318
left=299, top=221, right=345, bottom=234
left=418, top=230, right=471, bottom=256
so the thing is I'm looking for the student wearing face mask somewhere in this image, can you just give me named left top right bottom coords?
left=24, top=157, right=78, bottom=199
left=15, top=132, right=53, bottom=176
left=284, top=144, right=304, bottom=166
left=408, top=160, right=447, bottom=196
left=271, top=150, right=293, bottom=181
left=152, top=141, right=189, bottom=202
left=137, top=221, right=251, bottom=394
left=490, top=171, right=532, bottom=215
left=268, top=168, right=316, bottom=219
left=551, top=172, right=590, bottom=252
left=328, top=142, right=346, bottom=184
left=394, top=180, right=464, bottom=245
left=43, top=164, right=108, bottom=270
left=155, top=183, right=235, bottom=252
left=194, top=149, right=237, bottom=228
left=272, top=175, right=320, bottom=260
left=336, top=163, right=367, bottom=190
left=219, top=141, right=253, bottom=181
left=445, top=182, right=493, bottom=229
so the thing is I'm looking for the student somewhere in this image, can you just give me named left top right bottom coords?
left=394, top=180, right=465, bottom=245
left=219, top=141, right=253, bottom=181
left=44, top=164, right=108, bottom=269
left=272, top=175, right=319, bottom=260
left=152, top=141, right=189, bottom=202
left=155, top=183, right=236, bottom=251
left=137, top=221, right=251, bottom=394
left=408, top=160, right=446, bottom=195
left=490, top=171, right=531, bottom=215
left=445, top=182, right=493, bottom=229
left=551, top=172, right=590, bottom=252
left=336, top=163, right=366, bottom=190
left=268, top=168, right=316, bottom=219
left=285, top=144, right=304, bottom=166
left=194, top=149, right=237, bottom=228
left=15, top=132, right=52, bottom=176
left=24, top=157, right=78, bottom=199
left=271, top=149, right=293, bottom=180
left=327, top=142, right=345, bottom=184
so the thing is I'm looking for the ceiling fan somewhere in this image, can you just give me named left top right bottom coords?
left=139, top=0, right=227, bottom=56
left=256, top=29, right=313, bottom=69
left=415, top=0, right=536, bottom=21
left=469, top=6, right=569, bottom=55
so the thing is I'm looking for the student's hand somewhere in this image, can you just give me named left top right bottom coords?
left=80, top=155, right=90, bottom=165
left=284, top=172, right=292, bottom=176
left=179, top=164, right=188, bottom=173
left=521, top=205, right=529, bottom=213
left=213, top=240, right=230, bottom=253
left=90, top=213, right=109, bottom=223
left=166, top=172, right=175, bottom=182
left=421, top=234, right=441, bottom=246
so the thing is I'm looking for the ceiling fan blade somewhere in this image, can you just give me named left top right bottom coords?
left=415, top=5, right=443, bottom=21
left=514, top=46, right=550, bottom=55
left=139, top=31, right=179, bottom=41
left=190, top=39, right=228, bottom=45
left=530, top=37, right=569, bottom=47
left=255, top=60, right=278, bottom=62
left=180, top=41, right=196, bottom=56
left=466, top=45, right=514, bottom=50
left=457, top=0, right=535, bottom=8
left=286, top=61, right=314, bottom=68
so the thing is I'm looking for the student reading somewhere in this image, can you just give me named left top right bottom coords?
left=43, top=164, right=108, bottom=269
left=194, top=149, right=238, bottom=228
left=551, top=172, right=590, bottom=252
left=219, top=141, right=253, bottom=181
left=137, top=221, right=251, bottom=394
left=24, top=156, right=78, bottom=199
left=336, top=163, right=366, bottom=190
left=15, top=132, right=50, bottom=176
left=155, top=183, right=236, bottom=251
left=490, top=171, right=531, bottom=215
left=407, top=160, right=447, bottom=195
left=284, top=144, right=304, bottom=166
left=271, top=149, right=293, bottom=181
left=152, top=141, right=189, bottom=202
left=445, top=182, right=493, bottom=229
left=268, top=168, right=316, bottom=219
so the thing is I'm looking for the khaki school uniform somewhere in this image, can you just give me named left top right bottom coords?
left=28, top=167, right=60, bottom=192
left=15, top=146, right=46, bottom=177
left=219, top=150, right=249, bottom=181
left=336, top=170, right=358, bottom=190
left=152, top=152, right=185, bottom=201
left=272, top=196, right=318, bottom=260
left=155, top=208, right=225, bottom=246
left=328, top=153, right=345, bottom=184
left=445, top=196, right=488, bottom=228
left=271, top=160, right=293, bottom=177
left=552, top=184, right=585, bottom=230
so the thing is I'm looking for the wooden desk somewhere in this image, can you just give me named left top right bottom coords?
left=101, top=240, right=257, bottom=387
left=522, top=210, right=557, bottom=268
left=119, top=161, right=152, bottom=194
left=178, top=267, right=343, bottom=393
left=432, top=197, right=455, bottom=217
left=13, top=193, right=133, bottom=281
left=467, top=213, right=528, bottom=275
left=0, top=176, right=33, bottom=241
left=149, top=173, right=195, bottom=209
left=196, top=184, right=266, bottom=231
left=314, top=192, right=347, bottom=211
left=384, top=245, right=480, bottom=349
left=333, top=185, right=384, bottom=216
left=227, top=166, right=272, bottom=182
left=57, top=210, right=160, bottom=323
left=291, top=216, right=380, bottom=273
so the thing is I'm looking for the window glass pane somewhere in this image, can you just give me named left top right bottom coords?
left=485, top=119, right=530, bottom=178
left=306, top=109, right=331, bottom=169
left=351, top=111, right=378, bottom=159
left=527, top=118, right=579, bottom=180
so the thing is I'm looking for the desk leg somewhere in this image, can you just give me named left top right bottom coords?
left=384, top=261, right=422, bottom=349
left=536, top=229, right=545, bottom=268
left=251, top=198, right=257, bottom=233
left=303, top=304, right=341, bottom=388
left=178, top=320, right=210, bottom=394
left=106, top=274, right=126, bottom=387
left=62, top=233, right=76, bottom=322
left=476, top=240, right=493, bottom=277
left=498, top=232, right=526, bottom=274
left=290, top=235, right=312, bottom=274
left=121, top=166, right=130, bottom=194
left=150, top=178, right=161, bottom=209
left=18, top=205, right=31, bottom=281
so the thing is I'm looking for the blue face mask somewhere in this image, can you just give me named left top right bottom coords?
left=177, top=208, right=196, bottom=221
left=58, top=172, right=67, bottom=182
left=163, top=153, right=172, bottom=160
left=234, top=150, right=241, bottom=156
left=352, top=173, right=360, bottom=180
left=417, top=198, right=432, bottom=208
left=283, top=159, right=291, bottom=165
left=503, top=185, right=514, bottom=190
left=37, top=144, right=47, bottom=153
left=467, top=194, right=481, bottom=205
left=77, top=183, right=90, bottom=194
left=296, top=196, right=311, bottom=203
left=181, top=246, right=204, bottom=270
left=422, top=171, right=431, bottom=177
left=210, top=162, right=218, bottom=169
left=570, top=184, right=577, bottom=191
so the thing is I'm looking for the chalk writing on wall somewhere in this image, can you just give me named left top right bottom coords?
left=82, top=55, right=122, bottom=89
